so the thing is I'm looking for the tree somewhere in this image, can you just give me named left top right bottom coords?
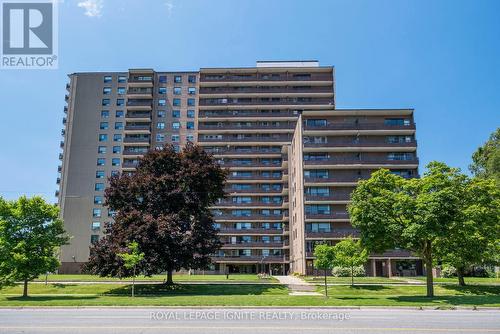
left=349, top=162, right=467, bottom=297
left=0, top=196, right=69, bottom=297
left=470, top=128, right=500, bottom=185
left=84, top=143, right=226, bottom=285
left=313, top=243, right=336, bottom=297
left=333, top=237, right=368, bottom=286
left=117, top=242, right=144, bottom=297
left=435, top=177, right=500, bottom=286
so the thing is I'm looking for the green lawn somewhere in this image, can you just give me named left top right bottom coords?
left=408, top=276, right=500, bottom=285
left=34, top=274, right=276, bottom=283
left=1, top=283, right=499, bottom=307
left=304, top=276, right=410, bottom=284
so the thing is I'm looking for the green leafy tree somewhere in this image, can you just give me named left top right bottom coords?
left=333, top=237, right=368, bottom=286
left=435, top=177, right=500, bottom=286
left=0, top=196, right=69, bottom=297
left=117, top=242, right=145, bottom=297
left=470, top=128, right=500, bottom=185
left=349, top=162, right=466, bottom=297
left=313, top=243, right=335, bottom=297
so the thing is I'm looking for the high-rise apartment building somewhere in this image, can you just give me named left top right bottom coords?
left=58, top=61, right=421, bottom=276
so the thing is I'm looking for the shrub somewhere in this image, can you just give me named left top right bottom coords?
left=441, top=265, right=457, bottom=278
left=332, top=266, right=365, bottom=277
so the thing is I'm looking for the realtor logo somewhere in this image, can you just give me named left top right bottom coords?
left=1, top=0, right=58, bottom=69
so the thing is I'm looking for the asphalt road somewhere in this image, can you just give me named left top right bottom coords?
left=0, top=307, right=499, bottom=334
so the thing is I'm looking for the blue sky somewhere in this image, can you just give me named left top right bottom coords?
left=0, top=0, right=499, bottom=202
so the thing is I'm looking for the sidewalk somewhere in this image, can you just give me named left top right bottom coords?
left=273, top=275, right=322, bottom=296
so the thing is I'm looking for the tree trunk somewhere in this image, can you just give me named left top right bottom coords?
left=132, top=266, right=136, bottom=298
left=324, top=269, right=328, bottom=298
left=423, top=242, right=434, bottom=297
left=23, top=279, right=28, bottom=297
left=456, top=267, right=466, bottom=286
left=166, top=270, right=174, bottom=285
left=351, top=266, right=354, bottom=286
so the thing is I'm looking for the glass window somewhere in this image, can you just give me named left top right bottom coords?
left=156, top=134, right=165, bottom=142
left=111, top=158, right=120, bottom=166
left=158, top=87, right=167, bottom=94
left=157, top=122, right=165, bottom=129
left=172, top=122, right=180, bottom=130
left=186, top=122, right=194, bottom=130
left=188, top=87, right=196, bottom=95
left=111, top=170, right=119, bottom=177
left=99, top=122, right=108, bottom=130
left=112, top=146, right=121, bottom=154
left=118, top=75, right=127, bottom=83
left=98, top=134, right=108, bottom=142
left=171, top=134, right=180, bottom=142
left=113, top=134, right=122, bottom=142
left=91, top=221, right=101, bottom=230
left=101, top=110, right=109, bottom=118
left=103, top=87, right=111, bottom=95
left=95, top=183, right=104, bottom=191
left=173, top=87, right=182, bottom=95
left=188, top=75, right=196, bottom=83
left=157, top=110, right=166, bottom=117
left=158, top=99, right=166, bottom=106
left=92, top=209, right=101, bottom=218
left=90, top=235, right=99, bottom=244
left=186, top=134, right=194, bottom=142
left=116, top=99, right=125, bottom=106
left=117, top=87, right=126, bottom=95
left=114, top=122, right=123, bottom=130
left=187, top=110, right=195, bottom=118
left=159, top=75, right=167, bottom=83
left=97, top=146, right=106, bottom=154
left=102, top=99, right=110, bottom=106
left=96, top=171, right=105, bottom=178
left=173, top=98, right=181, bottom=106
left=93, top=196, right=103, bottom=205
left=116, top=110, right=124, bottom=118
left=187, top=98, right=195, bottom=106
left=172, top=110, right=180, bottom=118
left=96, top=158, right=106, bottom=166
left=305, top=119, right=327, bottom=127
left=103, top=76, right=112, bottom=83
left=174, top=75, right=182, bottom=83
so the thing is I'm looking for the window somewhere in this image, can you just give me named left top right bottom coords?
left=99, top=122, right=108, bottom=130
left=158, top=99, right=166, bottom=106
left=305, top=204, right=330, bottom=215
left=98, top=134, right=107, bottom=142
left=384, top=118, right=411, bottom=126
left=186, top=134, right=194, bottom=142
left=102, top=99, right=110, bottom=106
left=157, top=110, right=166, bottom=118
left=156, top=134, right=165, bottom=142
left=173, top=145, right=180, bottom=153
left=103, top=76, right=112, bottom=83
left=171, top=134, right=180, bottom=142
left=95, top=183, right=104, bottom=191
left=90, top=235, right=99, bottom=244
left=174, top=75, right=182, bottom=83
left=103, top=87, right=111, bottom=95
left=187, top=110, right=195, bottom=118
left=187, top=98, right=195, bottom=106
left=172, top=122, right=180, bottom=130
left=118, top=75, right=127, bottom=83
left=173, top=98, right=181, bottom=106
left=115, top=122, right=123, bottom=130
left=157, top=122, right=165, bottom=129
left=116, top=99, right=125, bottom=106
left=91, top=222, right=101, bottom=230
left=305, top=187, right=330, bottom=197
left=96, top=171, right=105, bottom=178
left=172, top=110, right=180, bottom=118
left=173, top=87, right=182, bottom=95
left=159, top=75, right=167, bottom=83
left=158, top=87, right=166, bottom=94
left=97, top=146, right=106, bottom=154
left=388, top=152, right=414, bottom=161
left=112, top=146, right=121, bottom=154
left=305, top=119, right=327, bottom=127
left=111, top=158, right=120, bottom=166
left=186, top=121, right=194, bottom=130
left=115, top=110, right=124, bottom=118
left=101, top=110, right=109, bottom=118
left=304, top=170, right=329, bottom=179
left=96, top=158, right=106, bottom=166
left=111, top=170, right=119, bottom=177
left=117, top=87, right=126, bottom=95
left=93, top=196, right=103, bottom=204
left=188, top=75, right=196, bottom=83
left=113, top=134, right=122, bottom=142
left=188, top=87, right=196, bottom=95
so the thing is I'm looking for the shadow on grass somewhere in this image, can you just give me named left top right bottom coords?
left=389, top=295, right=500, bottom=306
left=104, top=284, right=286, bottom=296
left=349, top=285, right=389, bottom=291
left=440, top=285, right=500, bottom=295
left=7, top=295, right=98, bottom=302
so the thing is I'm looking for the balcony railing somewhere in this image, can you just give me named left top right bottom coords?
left=211, top=255, right=289, bottom=263
left=304, top=140, right=417, bottom=148
left=123, top=137, right=150, bottom=143
left=305, top=229, right=359, bottom=238
left=200, top=136, right=291, bottom=143
left=304, top=123, right=416, bottom=131
left=221, top=241, right=285, bottom=248
left=215, top=201, right=283, bottom=207
left=227, top=188, right=282, bottom=194
left=226, top=175, right=283, bottom=181
left=201, top=73, right=332, bottom=82
left=208, top=148, right=282, bottom=155
left=305, top=193, right=352, bottom=202
left=124, top=124, right=151, bottom=131
left=126, top=100, right=152, bottom=107
left=125, top=112, right=151, bottom=119
left=199, top=86, right=333, bottom=94
left=217, top=228, right=284, bottom=235
left=199, top=110, right=298, bottom=118
left=199, top=98, right=333, bottom=106
left=305, top=212, right=350, bottom=220
left=198, top=123, right=295, bottom=130
left=214, top=214, right=285, bottom=221
left=218, top=161, right=282, bottom=168
left=304, top=157, right=419, bottom=165
left=304, top=176, right=366, bottom=183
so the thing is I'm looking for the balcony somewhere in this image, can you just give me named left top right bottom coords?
left=127, top=88, right=153, bottom=96
left=211, top=255, right=289, bottom=263
left=305, top=211, right=350, bottom=220
left=217, top=228, right=284, bottom=235
left=218, top=161, right=282, bottom=168
left=126, top=100, right=152, bottom=107
left=122, top=161, right=139, bottom=169
left=304, top=157, right=419, bottom=167
left=124, top=124, right=151, bottom=132
left=62, top=117, right=67, bottom=125
left=56, top=177, right=61, bottom=184
left=221, top=241, right=285, bottom=249
left=304, top=123, right=416, bottom=132
left=200, top=73, right=332, bottom=83
left=199, top=86, right=333, bottom=95
left=214, top=200, right=284, bottom=208
left=199, top=135, right=292, bottom=143
left=63, top=106, right=68, bottom=114
left=199, top=97, right=334, bottom=107
left=305, top=229, right=359, bottom=239
left=208, top=148, right=282, bottom=156
left=304, top=176, right=365, bottom=185
left=199, top=110, right=298, bottom=119
left=64, top=94, right=69, bottom=101
left=65, top=83, right=70, bottom=91
left=125, top=112, right=151, bottom=120
left=226, top=174, right=283, bottom=181
left=304, top=139, right=417, bottom=149
left=214, top=214, right=286, bottom=221
left=123, top=137, right=150, bottom=143
left=227, top=187, right=283, bottom=194
left=198, top=123, right=295, bottom=131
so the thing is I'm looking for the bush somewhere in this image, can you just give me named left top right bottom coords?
left=441, top=265, right=494, bottom=278
left=441, top=265, right=457, bottom=278
left=332, top=266, right=365, bottom=277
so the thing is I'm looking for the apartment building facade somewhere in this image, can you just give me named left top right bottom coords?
left=58, top=61, right=422, bottom=276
